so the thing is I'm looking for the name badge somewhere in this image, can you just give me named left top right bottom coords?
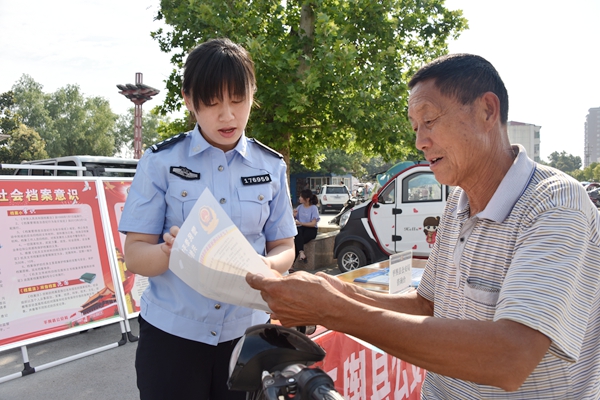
left=170, top=166, right=200, bottom=180
left=241, top=174, right=272, bottom=185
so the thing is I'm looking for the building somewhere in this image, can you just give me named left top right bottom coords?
left=508, top=121, right=541, bottom=162
left=584, top=107, right=600, bottom=168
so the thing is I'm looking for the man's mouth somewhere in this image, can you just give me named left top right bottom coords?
left=219, top=127, right=236, bottom=135
left=430, top=157, right=443, bottom=165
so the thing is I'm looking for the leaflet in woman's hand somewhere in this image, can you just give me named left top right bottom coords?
left=168, top=188, right=275, bottom=312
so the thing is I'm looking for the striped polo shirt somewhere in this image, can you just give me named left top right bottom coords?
left=418, top=145, right=600, bottom=399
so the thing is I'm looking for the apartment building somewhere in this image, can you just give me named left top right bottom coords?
left=508, top=121, right=541, bottom=162
left=584, top=107, right=600, bottom=168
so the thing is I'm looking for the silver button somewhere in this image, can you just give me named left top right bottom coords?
left=220, top=198, right=226, bottom=204
left=218, top=165, right=224, bottom=171
left=211, top=331, right=217, bottom=336
left=214, top=304, right=221, bottom=310
left=258, top=194, right=264, bottom=201
left=181, top=191, right=188, bottom=197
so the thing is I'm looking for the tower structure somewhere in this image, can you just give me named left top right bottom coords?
left=117, top=73, right=160, bottom=159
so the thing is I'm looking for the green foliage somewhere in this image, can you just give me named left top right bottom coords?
left=152, top=0, right=466, bottom=166
left=11, top=75, right=118, bottom=157
left=0, top=91, right=21, bottom=134
left=114, top=107, right=162, bottom=154
left=156, top=112, right=193, bottom=141
left=0, top=124, right=48, bottom=168
left=547, top=151, right=581, bottom=174
left=570, top=162, right=600, bottom=182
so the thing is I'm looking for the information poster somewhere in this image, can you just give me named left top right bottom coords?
left=0, top=178, right=121, bottom=350
left=101, top=179, right=148, bottom=317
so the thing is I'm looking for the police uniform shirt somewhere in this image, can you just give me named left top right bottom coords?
left=119, top=125, right=297, bottom=345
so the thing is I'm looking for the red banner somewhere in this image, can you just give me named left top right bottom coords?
left=101, top=179, right=148, bottom=317
left=313, top=331, right=425, bottom=399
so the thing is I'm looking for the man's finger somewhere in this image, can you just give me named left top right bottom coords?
left=246, top=272, right=264, bottom=289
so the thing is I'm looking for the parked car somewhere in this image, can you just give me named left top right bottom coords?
left=318, top=184, right=351, bottom=213
left=588, top=187, right=600, bottom=207
left=333, top=162, right=450, bottom=273
left=585, top=182, right=600, bottom=192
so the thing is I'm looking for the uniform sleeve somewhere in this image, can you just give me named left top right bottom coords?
left=495, top=206, right=596, bottom=362
left=262, top=158, right=297, bottom=242
left=118, top=152, right=167, bottom=235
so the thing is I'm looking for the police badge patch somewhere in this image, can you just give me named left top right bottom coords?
left=170, top=166, right=201, bottom=180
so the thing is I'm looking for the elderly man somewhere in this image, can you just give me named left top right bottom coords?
left=247, top=54, right=600, bottom=398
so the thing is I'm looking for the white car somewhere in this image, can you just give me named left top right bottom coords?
left=318, top=184, right=351, bottom=213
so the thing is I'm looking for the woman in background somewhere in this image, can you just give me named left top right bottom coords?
left=294, top=189, right=320, bottom=263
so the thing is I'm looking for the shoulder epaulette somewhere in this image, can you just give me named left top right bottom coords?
left=151, top=133, right=187, bottom=153
left=249, top=138, right=283, bottom=159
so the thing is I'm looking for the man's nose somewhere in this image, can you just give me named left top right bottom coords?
left=414, top=127, right=430, bottom=151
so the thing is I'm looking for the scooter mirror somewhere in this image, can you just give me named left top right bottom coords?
left=228, top=324, right=326, bottom=392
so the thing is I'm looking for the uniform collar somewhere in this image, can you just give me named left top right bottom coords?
left=455, top=144, right=536, bottom=222
left=188, top=124, right=248, bottom=158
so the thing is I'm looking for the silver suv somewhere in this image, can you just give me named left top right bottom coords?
left=318, top=184, right=351, bottom=213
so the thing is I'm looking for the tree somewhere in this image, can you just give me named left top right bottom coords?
left=113, top=107, right=162, bottom=156
left=547, top=151, right=581, bottom=173
left=152, top=0, right=466, bottom=169
left=0, top=123, right=48, bottom=166
left=0, top=91, right=21, bottom=134
left=11, top=75, right=117, bottom=157
left=314, top=148, right=366, bottom=178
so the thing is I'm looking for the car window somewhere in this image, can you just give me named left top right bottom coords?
left=402, top=172, right=442, bottom=203
left=379, top=183, right=395, bottom=204
left=327, top=186, right=348, bottom=194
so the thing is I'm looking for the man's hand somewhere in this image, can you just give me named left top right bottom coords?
left=246, top=271, right=345, bottom=328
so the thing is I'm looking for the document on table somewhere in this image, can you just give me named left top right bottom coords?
left=168, top=188, right=275, bottom=312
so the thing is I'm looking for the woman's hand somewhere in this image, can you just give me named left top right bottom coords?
left=161, top=226, right=180, bottom=256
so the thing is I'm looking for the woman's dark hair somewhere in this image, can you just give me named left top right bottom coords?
left=183, top=38, right=256, bottom=111
left=408, top=53, right=509, bottom=125
left=300, top=189, right=318, bottom=205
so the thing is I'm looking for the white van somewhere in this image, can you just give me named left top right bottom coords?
left=333, top=161, right=451, bottom=272
left=13, top=156, right=138, bottom=177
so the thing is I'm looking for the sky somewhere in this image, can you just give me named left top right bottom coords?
left=1, top=0, right=598, bottom=162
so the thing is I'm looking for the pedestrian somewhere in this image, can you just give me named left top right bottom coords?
left=247, top=53, right=600, bottom=398
left=293, top=188, right=320, bottom=263
left=119, top=38, right=297, bottom=400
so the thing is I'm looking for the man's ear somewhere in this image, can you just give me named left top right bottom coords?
left=480, top=91, right=501, bottom=127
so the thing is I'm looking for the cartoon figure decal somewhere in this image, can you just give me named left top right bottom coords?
left=423, top=216, right=440, bottom=246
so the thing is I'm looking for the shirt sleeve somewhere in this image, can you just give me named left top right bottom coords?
left=262, top=159, right=297, bottom=242
left=310, top=205, right=320, bottom=223
left=494, top=206, right=596, bottom=362
left=118, top=152, right=167, bottom=235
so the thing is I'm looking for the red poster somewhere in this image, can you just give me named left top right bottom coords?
left=101, top=179, right=148, bottom=317
left=0, top=178, right=121, bottom=350
left=313, top=331, right=425, bottom=399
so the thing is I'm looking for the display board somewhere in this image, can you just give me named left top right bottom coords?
left=0, top=177, right=124, bottom=352
left=100, top=179, right=148, bottom=318
left=314, top=330, right=425, bottom=399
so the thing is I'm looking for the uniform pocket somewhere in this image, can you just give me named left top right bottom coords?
left=165, top=180, right=206, bottom=226
left=235, top=186, right=273, bottom=235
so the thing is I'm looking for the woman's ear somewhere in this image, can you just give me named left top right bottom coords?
left=182, top=89, right=194, bottom=112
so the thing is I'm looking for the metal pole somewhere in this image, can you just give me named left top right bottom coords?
left=133, top=73, right=144, bottom=159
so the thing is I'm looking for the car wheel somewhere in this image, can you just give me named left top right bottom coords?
left=337, top=245, right=367, bottom=273
left=318, top=203, right=323, bottom=214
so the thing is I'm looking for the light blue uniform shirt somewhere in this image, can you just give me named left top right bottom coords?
left=119, top=125, right=297, bottom=345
